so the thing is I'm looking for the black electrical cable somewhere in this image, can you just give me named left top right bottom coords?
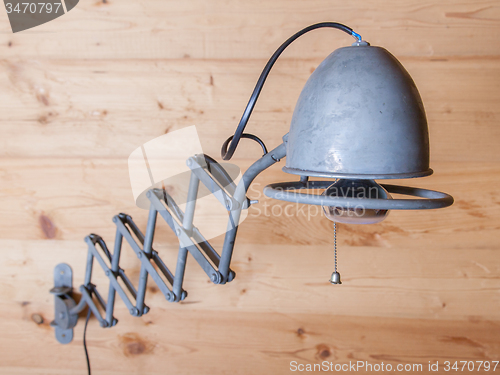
left=83, top=290, right=92, bottom=375
left=221, top=134, right=268, bottom=157
left=221, top=22, right=361, bottom=160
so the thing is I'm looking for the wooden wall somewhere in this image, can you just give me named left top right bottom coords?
left=0, top=1, right=499, bottom=374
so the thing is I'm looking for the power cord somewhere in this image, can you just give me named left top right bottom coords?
left=221, top=22, right=361, bottom=160
left=83, top=295, right=92, bottom=375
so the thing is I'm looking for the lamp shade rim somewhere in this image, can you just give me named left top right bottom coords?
left=282, top=167, right=433, bottom=180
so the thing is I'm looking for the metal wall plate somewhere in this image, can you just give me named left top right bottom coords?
left=50, top=263, right=77, bottom=344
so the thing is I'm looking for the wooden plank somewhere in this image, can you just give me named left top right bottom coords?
left=0, top=157, right=497, bottom=247
left=0, top=58, right=499, bottom=162
left=0, top=171, right=499, bottom=320
left=0, top=2, right=499, bottom=373
left=0, top=240, right=498, bottom=374
left=0, top=0, right=500, bottom=59
left=1, top=308, right=499, bottom=375
left=0, top=310, right=499, bottom=375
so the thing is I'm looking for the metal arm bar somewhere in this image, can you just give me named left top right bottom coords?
left=218, top=140, right=287, bottom=283
left=188, top=155, right=239, bottom=210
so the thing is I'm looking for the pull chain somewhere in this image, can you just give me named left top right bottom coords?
left=330, top=221, right=342, bottom=284
left=333, top=221, right=337, bottom=273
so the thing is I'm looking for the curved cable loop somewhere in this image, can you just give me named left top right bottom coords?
left=221, top=22, right=362, bottom=160
left=222, top=133, right=268, bottom=157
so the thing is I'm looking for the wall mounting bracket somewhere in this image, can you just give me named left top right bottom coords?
left=50, top=142, right=287, bottom=344
left=50, top=263, right=78, bottom=344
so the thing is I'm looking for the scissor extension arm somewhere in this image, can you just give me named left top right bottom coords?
left=50, top=141, right=287, bottom=343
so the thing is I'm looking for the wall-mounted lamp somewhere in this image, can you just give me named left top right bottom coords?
left=50, top=22, right=453, bottom=349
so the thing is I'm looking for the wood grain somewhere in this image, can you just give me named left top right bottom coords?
left=1, top=306, right=499, bottom=375
left=0, top=58, right=499, bottom=161
left=0, top=240, right=499, bottom=374
left=0, top=0, right=499, bottom=373
left=0, top=158, right=497, bottom=246
left=0, top=0, right=500, bottom=59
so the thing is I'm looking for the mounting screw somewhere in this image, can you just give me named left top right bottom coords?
left=166, top=293, right=172, bottom=301
left=186, top=159, right=192, bottom=167
left=129, top=307, right=139, bottom=316
left=105, top=270, right=110, bottom=276
left=175, top=228, right=182, bottom=237
left=59, top=312, right=65, bottom=319
left=210, top=273, right=221, bottom=284
left=112, top=216, right=118, bottom=223
left=100, top=321, right=108, bottom=328
left=137, top=252, right=143, bottom=259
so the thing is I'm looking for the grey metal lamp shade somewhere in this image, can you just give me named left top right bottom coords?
left=284, top=44, right=432, bottom=179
